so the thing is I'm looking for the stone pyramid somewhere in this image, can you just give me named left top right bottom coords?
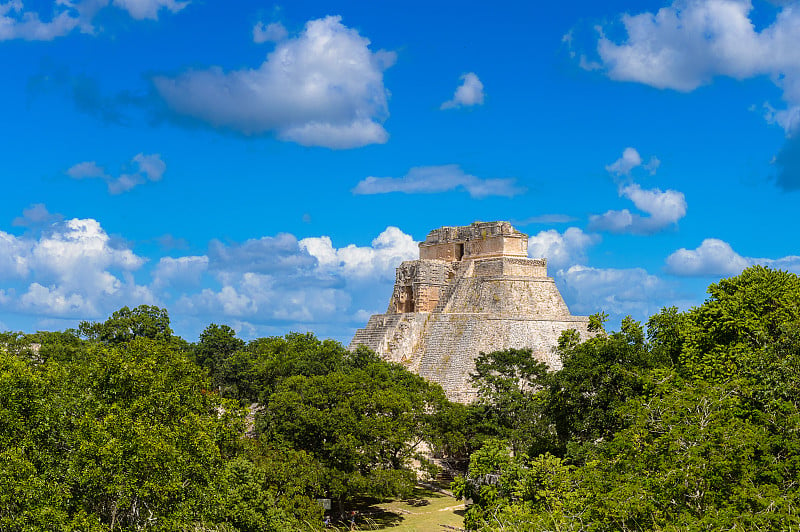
left=349, top=221, right=590, bottom=403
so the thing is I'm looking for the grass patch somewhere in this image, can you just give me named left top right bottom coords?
left=324, top=486, right=465, bottom=531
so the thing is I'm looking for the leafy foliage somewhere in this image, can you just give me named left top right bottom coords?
left=455, top=266, right=800, bottom=531
left=5, top=266, right=800, bottom=531
left=680, top=265, right=800, bottom=381
left=258, top=344, right=447, bottom=502
left=0, top=309, right=340, bottom=531
left=78, top=305, right=174, bottom=345
left=470, top=348, right=551, bottom=455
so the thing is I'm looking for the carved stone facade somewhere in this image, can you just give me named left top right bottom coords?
left=349, top=221, right=591, bottom=403
left=419, top=221, right=528, bottom=262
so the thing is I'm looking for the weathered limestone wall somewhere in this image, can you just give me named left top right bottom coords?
left=349, top=222, right=591, bottom=403
left=387, top=260, right=455, bottom=313
left=414, top=315, right=586, bottom=403
left=419, top=221, right=528, bottom=261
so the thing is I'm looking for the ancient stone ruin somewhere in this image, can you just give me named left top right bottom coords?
left=349, top=221, right=591, bottom=403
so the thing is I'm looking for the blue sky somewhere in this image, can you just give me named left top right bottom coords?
left=1, top=0, right=798, bottom=343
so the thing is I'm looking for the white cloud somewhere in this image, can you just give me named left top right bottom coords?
left=207, top=233, right=316, bottom=274
left=0, top=215, right=419, bottom=332
left=625, top=184, right=687, bottom=224
left=300, top=226, right=418, bottom=282
left=156, top=233, right=189, bottom=250
left=180, top=285, right=256, bottom=318
left=758, top=255, right=800, bottom=274
left=29, top=219, right=144, bottom=287
left=66, top=161, right=106, bottom=179
left=279, top=119, right=390, bottom=150
left=153, top=16, right=395, bottom=149
left=20, top=283, right=88, bottom=315
left=111, top=0, right=188, bottom=20
left=0, top=230, right=31, bottom=278
left=12, top=203, right=63, bottom=228
left=592, top=0, right=800, bottom=134
left=253, top=21, right=287, bottom=43
left=645, top=157, right=662, bottom=174
left=606, top=147, right=642, bottom=176
left=558, top=264, right=674, bottom=318
left=177, top=274, right=347, bottom=322
left=67, top=153, right=165, bottom=194
left=152, top=255, right=208, bottom=288
left=0, top=1, right=80, bottom=41
left=0, top=0, right=187, bottom=41
left=765, top=103, right=800, bottom=135
left=666, top=238, right=800, bottom=276
left=605, top=147, right=661, bottom=176
left=441, top=72, right=485, bottom=109
left=133, top=153, right=166, bottom=181
left=666, top=238, right=750, bottom=276
left=589, top=183, right=687, bottom=234
left=0, top=216, right=152, bottom=317
left=167, top=226, right=417, bottom=328
left=527, top=227, right=600, bottom=270
left=352, top=164, right=525, bottom=198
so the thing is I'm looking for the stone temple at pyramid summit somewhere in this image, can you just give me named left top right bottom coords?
left=349, top=221, right=592, bottom=403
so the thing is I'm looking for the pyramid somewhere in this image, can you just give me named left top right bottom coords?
left=349, top=221, right=591, bottom=403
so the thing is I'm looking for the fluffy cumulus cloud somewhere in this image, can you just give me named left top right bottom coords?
left=527, top=227, right=600, bottom=270
left=151, top=255, right=208, bottom=288
left=153, top=16, right=395, bottom=149
left=175, top=275, right=348, bottom=323
left=170, top=226, right=418, bottom=328
left=67, top=153, right=165, bottom=194
left=590, top=183, right=687, bottom=234
left=441, top=72, right=485, bottom=110
left=590, top=148, right=686, bottom=234
left=299, top=226, right=418, bottom=282
left=523, top=229, right=679, bottom=324
left=558, top=265, right=675, bottom=318
left=0, top=230, right=30, bottom=278
left=0, top=210, right=420, bottom=335
left=0, top=0, right=187, bottom=41
left=588, top=0, right=800, bottom=135
left=666, top=238, right=800, bottom=276
left=352, top=164, right=525, bottom=198
left=0, top=216, right=152, bottom=318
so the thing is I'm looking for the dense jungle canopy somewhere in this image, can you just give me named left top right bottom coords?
left=1, top=265, right=799, bottom=531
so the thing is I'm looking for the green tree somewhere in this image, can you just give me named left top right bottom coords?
left=451, top=439, right=516, bottom=530
left=258, top=355, right=446, bottom=504
left=194, top=323, right=246, bottom=391
left=470, top=348, right=552, bottom=455
left=546, top=317, right=667, bottom=454
left=79, top=305, right=174, bottom=345
left=0, top=310, right=319, bottom=531
left=456, top=268, right=800, bottom=532
left=218, top=332, right=351, bottom=405
left=646, top=306, right=684, bottom=366
left=426, top=401, right=499, bottom=466
left=680, top=265, right=800, bottom=382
